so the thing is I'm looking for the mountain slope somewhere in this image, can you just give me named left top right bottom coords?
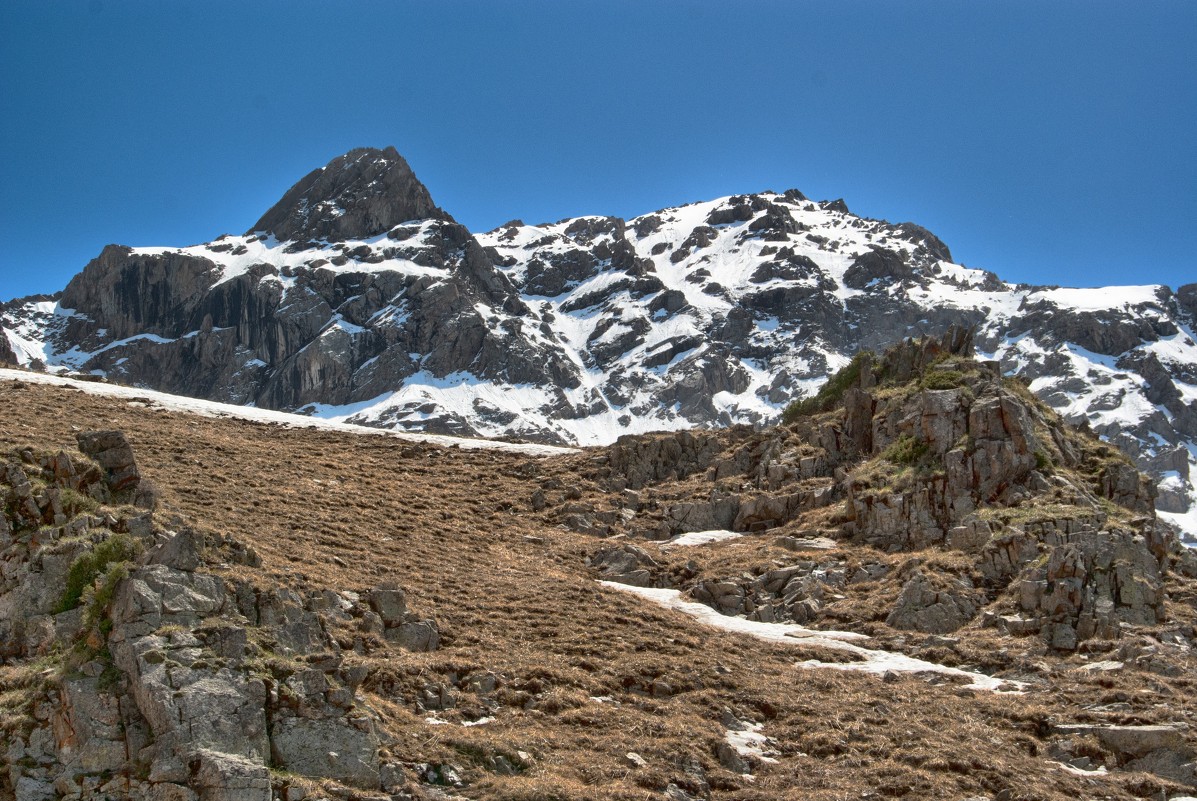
left=2, top=347, right=1196, bottom=800
left=2, top=148, right=1195, bottom=537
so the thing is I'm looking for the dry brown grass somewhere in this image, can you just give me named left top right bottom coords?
left=2, top=377, right=1194, bottom=800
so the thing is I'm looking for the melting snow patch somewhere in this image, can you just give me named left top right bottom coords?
left=1049, top=761, right=1109, bottom=777
left=426, top=715, right=494, bottom=727
left=725, top=722, right=779, bottom=764
left=601, top=582, right=1024, bottom=693
left=664, top=530, right=744, bottom=547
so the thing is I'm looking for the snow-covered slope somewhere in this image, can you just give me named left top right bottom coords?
left=2, top=148, right=1194, bottom=538
left=0, top=368, right=572, bottom=456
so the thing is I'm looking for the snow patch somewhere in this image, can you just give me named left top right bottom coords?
left=600, top=583, right=1024, bottom=693
left=664, top=530, right=744, bottom=547
left=725, top=721, right=779, bottom=764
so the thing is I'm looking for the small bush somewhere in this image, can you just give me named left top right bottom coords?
left=59, top=487, right=100, bottom=517
left=921, top=369, right=966, bottom=391
left=882, top=435, right=929, bottom=466
left=783, top=352, right=873, bottom=423
left=83, top=561, right=130, bottom=628
left=56, top=533, right=141, bottom=613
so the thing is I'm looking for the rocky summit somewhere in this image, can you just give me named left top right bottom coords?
left=2, top=331, right=1196, bottom=801
left=1, top=147, right=1194, bottom=546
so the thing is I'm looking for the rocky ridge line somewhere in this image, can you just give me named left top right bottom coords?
left=1, top=147, right=1194, bottom=538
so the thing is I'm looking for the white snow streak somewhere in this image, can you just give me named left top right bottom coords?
left=600, top=582, right=1025, bottom=693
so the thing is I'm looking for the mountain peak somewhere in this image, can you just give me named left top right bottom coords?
left=249, top=147, right=450, bottom=242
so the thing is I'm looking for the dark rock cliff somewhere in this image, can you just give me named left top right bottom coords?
left=2, top=147, right=1194, bottom=530
left=250, top=146, right=450, bottom=242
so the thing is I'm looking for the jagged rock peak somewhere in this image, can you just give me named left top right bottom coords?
left=249, top=146, right=451, bottom=242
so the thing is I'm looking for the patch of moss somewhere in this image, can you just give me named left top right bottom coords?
left=920, top=369, right=967, bottom=391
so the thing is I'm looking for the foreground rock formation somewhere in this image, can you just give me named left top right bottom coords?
left=1, top=432, right=439, bottom=801
left=1, top=336, right=1195, bottom=801
left=1, top=147, right=1194, bottom=537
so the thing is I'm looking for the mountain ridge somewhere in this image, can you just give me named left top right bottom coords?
left=2, top=147, right=1194, bottom=539
left=3, top=332, right=1196, bottom=799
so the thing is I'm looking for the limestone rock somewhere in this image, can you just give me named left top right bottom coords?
left=886, top=572, right=979, bottom=634
left=271, top=718, right=381, bottom=788
left=75, top=429, right=143, bottom=495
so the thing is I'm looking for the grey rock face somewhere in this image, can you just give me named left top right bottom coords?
left=0, top=436, right=441, bottom=800
left=271, top=718, right=380, bottom=788
left=886, top=572, right=979, bottom=634
left=250, top=147, right=449, bottom=242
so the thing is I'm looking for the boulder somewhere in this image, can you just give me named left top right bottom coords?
left=75, top=430, right=142, bottom=493
left=589, top=544, right=663, bottom=588
left=271, top=717, right=381, bottom=788
left=886, top=572, right=979, bottom=634
left=190, top=750, right=271, bottom=801
left=385, top=620, right=440, bottom=652
left=366, top=584, right=408, bottom=626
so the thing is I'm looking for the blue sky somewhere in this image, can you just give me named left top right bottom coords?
left=1, top=0, right=1194, bottom=302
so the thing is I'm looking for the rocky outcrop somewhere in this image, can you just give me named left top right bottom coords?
left=250, top=146, right=449, bottom=242
left=0, top=331, right=17, bottom=366
left=996, top=524, right=1167, bottom=650
left=581, top=332, right=1185, bottom=652
left=1051, top=723, right=1196, bottom=787
left=0, top=435, right=438, bottom=800
left=603, top=429, right=738, bottom=490
left=588, top=544, right=666, bottom=588
left=885, top=571, right=980, bottom=634
left=688, top=556, right=853, bottom=625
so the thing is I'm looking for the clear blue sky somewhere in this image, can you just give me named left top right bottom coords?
left=1, top=1, right=1194, bottom=302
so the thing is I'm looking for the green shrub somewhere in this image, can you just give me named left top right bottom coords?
left=84, top=561, right=129, bottom=629
left=56, top=534, right=141, bottom=614
left=782, top=352, right=873, bottom=423
left=59, top=487, right=100, bottom=517
left=920, top=369, right=966, bottom=391
left=882, top=435, right=929, bottom=466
